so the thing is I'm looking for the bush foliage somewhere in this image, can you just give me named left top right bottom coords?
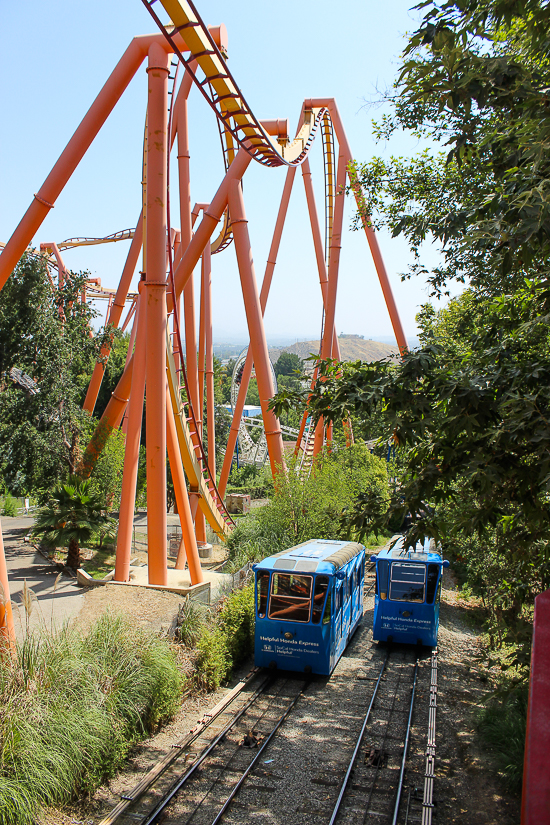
left=226, top=444, right=389, bottom=571
left=191, top=583, right=255, bottom=692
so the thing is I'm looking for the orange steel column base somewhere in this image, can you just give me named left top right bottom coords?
left=0, top=518, right=16, bottom=657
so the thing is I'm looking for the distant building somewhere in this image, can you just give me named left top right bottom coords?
left=223, top=404, right=262, bottom=418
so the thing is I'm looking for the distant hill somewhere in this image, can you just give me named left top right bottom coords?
left=268, top=334, right=398, bottom=366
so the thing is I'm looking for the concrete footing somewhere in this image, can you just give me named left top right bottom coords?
left=77, top=565, right=232, bottom=604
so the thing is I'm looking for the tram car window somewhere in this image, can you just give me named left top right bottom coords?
left=253, top=539, right=366, bottom=675
left=371, top=536, right=449, bottom=647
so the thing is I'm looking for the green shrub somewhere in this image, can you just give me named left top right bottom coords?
left=1, top=493, right=17, bottom=517
left=191, top=583, right=255, bottom=691
left=226, top=444, right=390, bottom=571
left=476, top=685, right=528, bottom=794
left=0, top=612, right=183, bottom=825
left=218, top=583, right=255, bottom=665
left=194, top=626, right=231, bottom=691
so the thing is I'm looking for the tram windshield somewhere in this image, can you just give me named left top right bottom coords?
left=268, top=573, right=312, bottom=622
left=389, top=562, right=426, bottom=602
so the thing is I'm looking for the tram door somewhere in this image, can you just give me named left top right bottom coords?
left=334, top=577, right=344, bottom=657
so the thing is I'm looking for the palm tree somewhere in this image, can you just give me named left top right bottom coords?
left=33, top=477, right=114, bottom=569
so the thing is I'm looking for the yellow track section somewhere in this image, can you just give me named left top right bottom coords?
left=166, top=335, right=231, bottom=540
left=153, top=0, right=327, bottom=167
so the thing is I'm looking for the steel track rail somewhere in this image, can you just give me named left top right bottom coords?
left=210, top=680, right=309, bottom=825
left=97, top=668, right=261, bottom=825
left=328, top=653, right=390, bottom=825
left=141, top=0, right=326, bottom=168
left=392, top=658, right=419, bottom=825
left=141, top=673, right=276, bottom=825
left=421, top=649, right=438, bottom=825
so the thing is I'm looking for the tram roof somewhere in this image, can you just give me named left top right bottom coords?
left=374, top=536, right=445, bottom=564
left=254, top=539, right=365, bottom=575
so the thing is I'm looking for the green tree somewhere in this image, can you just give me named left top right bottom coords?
left=0, top=254, right=108, bottom=496
left=275, top=352, right=302, bottom=377
left=32, top=476, right=114, bottom=569
left=306, top=0, right=550, bottom=586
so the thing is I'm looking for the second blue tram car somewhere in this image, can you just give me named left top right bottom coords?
left=253, top=539, right=366, bottom=675
left=371, top=537, right=449, bottom=647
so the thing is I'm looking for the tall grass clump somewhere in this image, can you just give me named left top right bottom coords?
left=0, top=612, right=183, bottom=825
left=226, top=444, right=389, bottom=572
left=476, top=684, right=528, bottom=794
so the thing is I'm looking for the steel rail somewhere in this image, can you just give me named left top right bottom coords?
left=141, top=0, right=326, bottom=168
left=141, top=673, right=274, bottom=825
left=210, top=681, right=309, bottom=825
left=328, top=652, right=390, bottom=825
left=392, top=658, right=419, bottom=825
left=97, top=668, right=261, bottom=825
left=421, top=649, right=438, bottom=825
left=57, top=229, right=135, bottom=250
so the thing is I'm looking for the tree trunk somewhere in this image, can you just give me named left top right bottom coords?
left=66, top=537, right=81, bottom=570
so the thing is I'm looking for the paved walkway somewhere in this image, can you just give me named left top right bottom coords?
left=1, top=511, right=215, bottom=641
left=1, top=515, right=85, bottom=641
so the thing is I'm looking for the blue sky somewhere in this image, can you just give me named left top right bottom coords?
left=0, top=0, right=453, bottom=346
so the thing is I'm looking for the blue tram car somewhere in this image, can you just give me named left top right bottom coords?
left=253, top=539, right=366, bottom=675
left=371, top=537, right=449, bottom=647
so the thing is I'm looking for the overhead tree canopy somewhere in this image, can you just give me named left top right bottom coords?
left=271, top=0, right=550, bottom=588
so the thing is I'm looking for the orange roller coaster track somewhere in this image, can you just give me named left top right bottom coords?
left=0, top=0, right=408, bottom=649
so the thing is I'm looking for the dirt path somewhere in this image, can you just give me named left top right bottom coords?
left=37, top=566, right=520, bottom=825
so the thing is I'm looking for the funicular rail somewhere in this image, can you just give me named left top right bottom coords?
left=328, top=648, right=425, bottom=825
left=96, top=668, right=261, bottom=825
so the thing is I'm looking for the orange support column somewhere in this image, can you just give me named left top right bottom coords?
left=166, top=388, right=203, bottom=581
left=114, top=292, right=146, bottom=582
left=0, top=518, right=15, bottom=656
left=203, top=240, right=216, bottom=478
left=0, top=38, right=149, bottom=293
left=173, top=148, right=251, bottom=300
left=301, top=158, right=341, bottom=360
left=144, top=43, right=169, bottom=586
left=306, top=98, right=408, bottom=354
left=121, top=301, right=140, bottom=436
left=197, top=263, right=206, bottom=419
left=84, top=213, right=143, bottom=414
left=227, top=179, right=284, bottom=477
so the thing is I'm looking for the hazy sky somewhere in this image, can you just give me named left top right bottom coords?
left=0, top=0, right=454, bottom=346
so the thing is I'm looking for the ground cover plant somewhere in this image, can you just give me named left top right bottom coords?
left=225, top=444, right=390, bottom=573
left=0, top=612, right=183, bottom=825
